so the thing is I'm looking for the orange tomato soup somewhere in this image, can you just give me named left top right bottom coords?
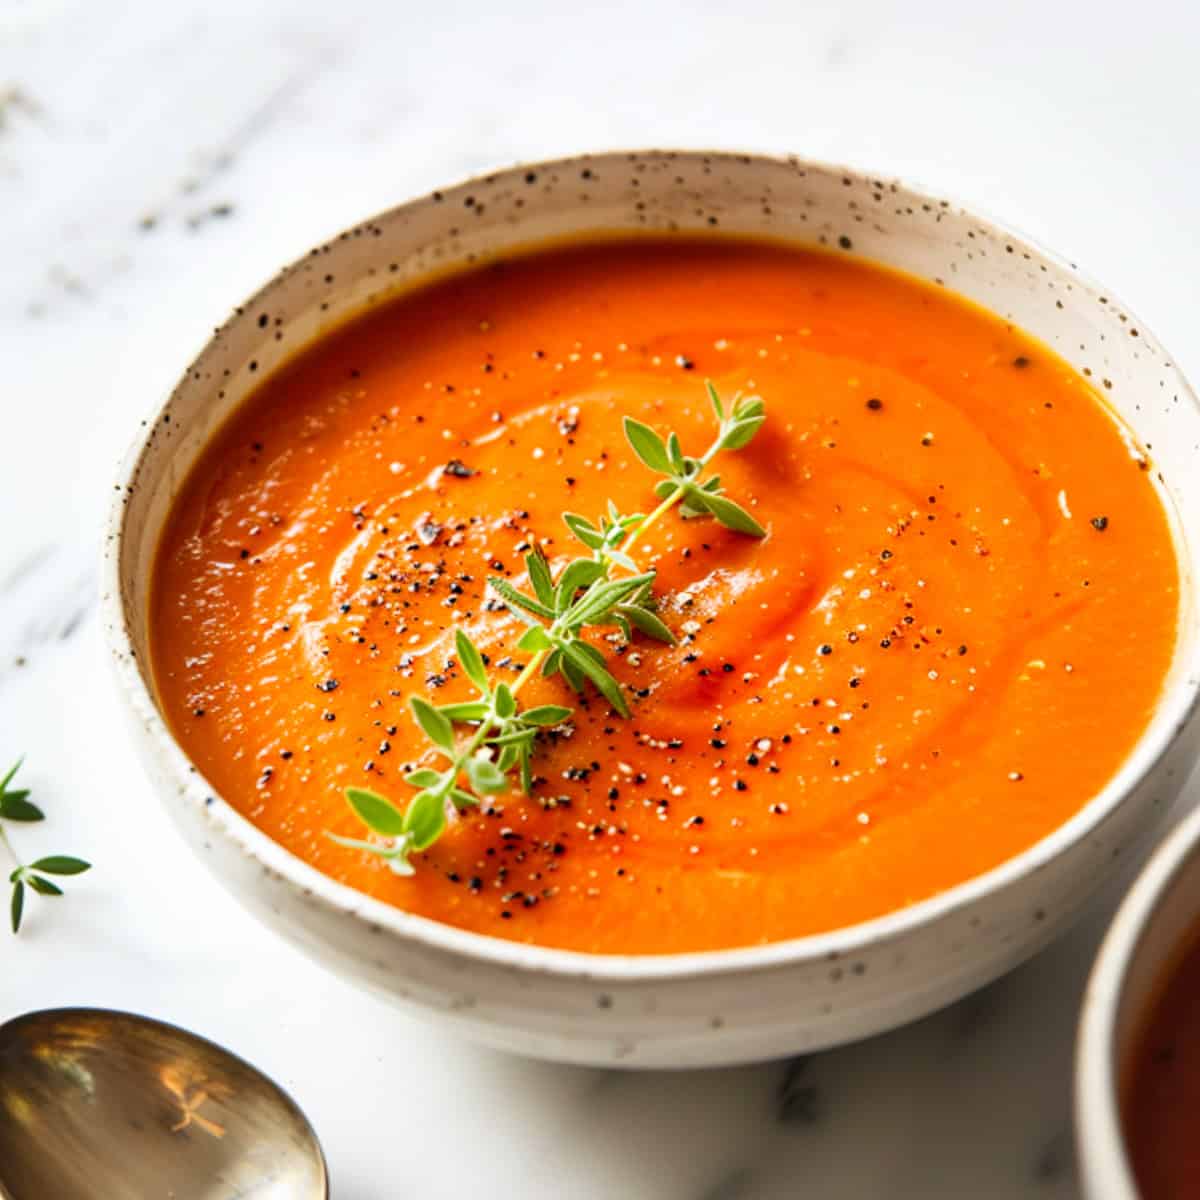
left=1126, top=926, right=1200, bottom=1197
left=150, top=237, right=1178, bottom=954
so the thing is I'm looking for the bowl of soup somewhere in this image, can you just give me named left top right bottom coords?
left=1077, top=801, right=1200, bottom=1198
left=103, top=150, right=1200, bottom=1067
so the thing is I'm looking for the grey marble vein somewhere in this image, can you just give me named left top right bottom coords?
left=0, top=545, right=96, bottom=679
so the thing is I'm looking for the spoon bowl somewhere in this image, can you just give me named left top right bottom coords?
left=0, top=1008, right=327, bottom=1200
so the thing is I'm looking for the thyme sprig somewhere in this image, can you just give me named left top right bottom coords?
left=625, top=381, right=766, bottom=535
left=0, top=758, right=92, bottom=934
left=327, top=629, right=572, bottom=874
left=334, top=381, right=767, bottom=872
left=491, top=565, right=659, bottom=715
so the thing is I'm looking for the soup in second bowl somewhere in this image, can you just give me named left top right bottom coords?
left=1125, top=922, right=1200, bottom=1197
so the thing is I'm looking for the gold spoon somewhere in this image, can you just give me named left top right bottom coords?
left=0, top=1008, right=328, bottom=1200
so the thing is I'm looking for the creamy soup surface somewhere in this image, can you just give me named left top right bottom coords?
left=150, top=238, right=1178, bottom=953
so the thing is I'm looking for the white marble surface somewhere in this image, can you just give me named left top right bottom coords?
left=4, top=1, right=1200, bottom=1194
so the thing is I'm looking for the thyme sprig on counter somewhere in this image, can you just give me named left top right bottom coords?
left=334, top=382, right=767, bottom=873
left=0, top=758, right=92, bottom=934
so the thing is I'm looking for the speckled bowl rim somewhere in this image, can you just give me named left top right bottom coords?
left=1075, top=795, right=1200, bottom=1196
left=103, top=148, right=1200, bottom=984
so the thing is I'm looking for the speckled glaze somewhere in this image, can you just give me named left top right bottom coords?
left=102, top=151, right=1200, bottom=1068
left=1076, top=797, right=1200, bottom=1197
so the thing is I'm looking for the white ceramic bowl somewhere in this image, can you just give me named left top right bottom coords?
left=103, top=150, right=1200, bottom=1068
left=1076, top=799, right=1200, bottom=1197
